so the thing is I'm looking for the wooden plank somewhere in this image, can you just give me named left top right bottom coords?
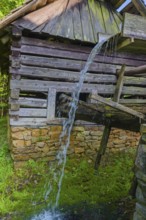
left=120, top=99, right=146, bottom=104
left=79, top=0, right=95, bottom=43
left=122, top=13, right=146, bottom=40
left=12, top=45, right=146, bottom=67
left=21, top=36, right=146, bottom=63
left=88, top=0, right=105, bottom=41
left=113, top=65, right=126, bottom=102
left=10, top=79, right=114, bottom=94
left=47, top=88, right=56, bottom=120
left=90, top=94, right=145, bottom=119
left=20, top=55, right=120, bottom=74
left=10, top=118, right=48, bottom=126
left=9, top=108, right=47, bottom=117
left=94, top=120, right=111, bottom=170
left=125, top=65, right=146, bottom=75
left=57, top=0, right=74, bottom=40
left=10, top=97, right=47, bottom=108
left=72, top=2, right=83, bottom=41
left=10, top=103, right=20, bottom=111
left=12, top=65, right=146, bottom=86
left=10, top=66, right=117, bottom=83
left=10, top=79, right=146, bottom=95
left=11, top=56, right=21, bottom=68
left=10, top=89, right=20, bottom=99
left=100, top=1, right=118, bottom=35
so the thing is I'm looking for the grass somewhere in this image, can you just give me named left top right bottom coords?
left=0, top=117, right=136, bottom=219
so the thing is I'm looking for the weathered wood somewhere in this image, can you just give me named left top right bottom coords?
left=12, top=26, right=22, bottom=39
left=10, top=56, right=21, bottom=68
left=132, top=0, right=146, bottom=17
left=113, top=64, right=126, bottom=102
left=122, top=13, right=146, bottom=40
left=10, top=103, right=20, bottom=111
left=72, top=2, right=83, bottom=41
left=9, top=108, right=47, bottom=117
left=120, top=99, right=146, bottom=104
left=47, top=88, right=56, bottom=120
left=90, top=94, right=145, bottom=119
left=94, top=120, right=111, bottom=170
left=0, top=0, right=42, bottom=30
left=58, top=95, right=141, bottom=131
left=10, top=117, right=48, bottom=127
left=59, top=94, right=104, bottom=113
left=125, top=65, right=146, bottom=75
left=80, top=0, right=95, bottom=43
left=10, top=66, right=146, bottom=86
left=20, top=55, right=120, bottom=74
left=10, top=66, right=117, bottom=83
left=12, top=0, right=121, bottom=43
left=10, top=89, right=20, bottom=99
left=13, top=39, right=146, bottom=66
left=59, top=94, right=146, bottom=114
left=10, top=97, right=47, bottom=108
left=117, top=37, right=134, bottom=50
left=95, top=64, right=125, bottom=170
left=10, top=79, right=146, bottom=95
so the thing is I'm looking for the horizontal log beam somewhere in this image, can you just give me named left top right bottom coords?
left=90, top=94, right=145, bottom=119
left=10, top=66, right=146, bottom=85
left=125, top=65, right=146, bottom=75
left=10, top=79, right=146, bottom=95
left=58, top=95, right=141, bottom=132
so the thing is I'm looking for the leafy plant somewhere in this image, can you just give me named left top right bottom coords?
left=0, top=0, right=24, bottom=18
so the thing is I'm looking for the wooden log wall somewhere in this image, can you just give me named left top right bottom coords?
left=9, top=36, right=146, bottom=126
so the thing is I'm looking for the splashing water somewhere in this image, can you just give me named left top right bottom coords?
left=32, top=35, right=112, bottom=220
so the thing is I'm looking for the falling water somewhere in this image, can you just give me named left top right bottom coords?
left=31, top=35, right=112, bottom=220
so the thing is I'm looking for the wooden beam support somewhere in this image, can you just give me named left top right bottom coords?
left=95, top=64, right=126, bottom=170
left=47, top=88, right=56, bottom=120
left=94, top=119, right=111, bottom=170
left=117, top=37, right=134, bottom=50
left=125, top=64, right=146, bottom=76
left=113, top=64, right=126, bottom=102
left=90, top=94, right=145, bottom=120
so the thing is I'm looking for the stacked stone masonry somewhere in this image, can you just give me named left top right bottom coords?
left=134, top=124, right=146, bottom=220
left=10, top=125, right=140, bottom=168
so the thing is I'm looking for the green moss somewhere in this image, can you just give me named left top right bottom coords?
left=0, top=117, right=136, bottom=219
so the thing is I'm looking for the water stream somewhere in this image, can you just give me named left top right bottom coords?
left=31, top=35, right=112, bottom=220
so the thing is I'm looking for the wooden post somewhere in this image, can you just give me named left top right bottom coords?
left=94, top=119, right=111, bottom=170
left=95, top=65, right=126, bottom=170
left=113, top=65, right=126, bottom=103
left=47, top=88, right=56, bottom=120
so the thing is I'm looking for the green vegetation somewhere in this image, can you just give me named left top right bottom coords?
left=0, top=74, right=8, bottom=116
left=0, top=0, right=24, bottom=18
left=0, top=117, right=136, bottom=219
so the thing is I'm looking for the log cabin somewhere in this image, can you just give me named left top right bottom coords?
left=1, top=1, right=146, bottom=219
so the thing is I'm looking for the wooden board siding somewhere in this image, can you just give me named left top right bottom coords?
left=10, top=36, right=146, bottom=126
left=123, top=13, right=146, bottom=40
left=13, top=0, right=122, bottom=44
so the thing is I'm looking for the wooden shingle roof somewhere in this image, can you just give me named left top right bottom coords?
left=13, top=0, right=122, bottom=43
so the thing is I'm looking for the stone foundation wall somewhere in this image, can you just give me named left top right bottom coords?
left=10, top=125, right=140, bottom=168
